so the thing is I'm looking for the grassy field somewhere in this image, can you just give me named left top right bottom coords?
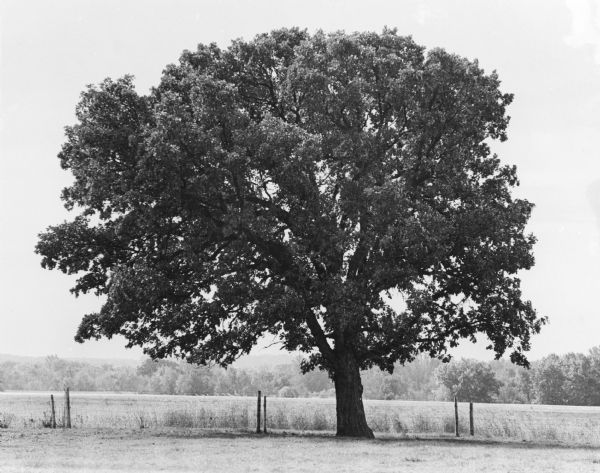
left=1, top=391, right=600, bottom=446
left=2, top=393, right=600, bottom=472
left=1, top=428, right=600, bottom=473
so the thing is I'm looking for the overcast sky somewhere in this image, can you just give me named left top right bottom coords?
left=1, top=0, right=599, bottom=362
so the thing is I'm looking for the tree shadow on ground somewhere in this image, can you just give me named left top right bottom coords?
left=152, top=428, right=599, bottom=450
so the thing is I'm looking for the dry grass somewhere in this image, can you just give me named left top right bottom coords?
left=1, top=392, right=600, bottom=446
left=1, top=428, right=600, bottom=473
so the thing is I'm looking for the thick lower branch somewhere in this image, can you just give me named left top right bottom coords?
left=305, top=311, right=334, bottom=363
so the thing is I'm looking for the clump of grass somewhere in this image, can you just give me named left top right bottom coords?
left=193, top=407, right=208, bottom=428
left=133, top=410, right=153, bottom=429
left=290, top=412, right=311, bottom=431
left=442, top=415, right=456, bottom=434
left=411, top=413, right=435, bottom=433
left=164, top=410, right=195, bottom=428
left=0, top=412, right=15, bottom=428
left=539, top=425, right=559, bottom=441
left=310, top=410, right=331, bottom=431
left=504, top=420, right=521, bottom=437
left=438, top=415, right=470, bottom=435
left=237, top=406, right=249, bottom=429
left=40, top=412, right=53, bottom=428
left=482, top=414, right=523, bottom=439
left=271, top=407, right=289, bottom=429
left=391, top=416, right=408, bottom=434
left=368, top=413, right=390, bottom=433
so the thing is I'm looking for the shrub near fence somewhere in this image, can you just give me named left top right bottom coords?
left=1, top=392, right=599, bottom=445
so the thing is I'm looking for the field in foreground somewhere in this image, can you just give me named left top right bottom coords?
left=1, top=428, right=600, bottom=473
left=2, top=392, right=600, bottom=446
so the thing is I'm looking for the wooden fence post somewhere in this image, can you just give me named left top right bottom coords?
left=256, top=390, right=261, bottom=434
left=454, top=396, right=459, bottom=437
left=50, top=394, right=56, bottom=429
left=65, top=387, right=72, bottom=428
left=263, top=396, right=267, bottom=434
left=469, top=402, right=474, bottom=436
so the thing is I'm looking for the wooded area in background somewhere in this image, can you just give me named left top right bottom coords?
left=1, top=347, right=599, bottom=406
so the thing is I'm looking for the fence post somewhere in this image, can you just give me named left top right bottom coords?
left=469, top=402, right=474, bottom=436
left=50, top=394, right=56, bottom=429
left=256, top=390, right=261, bottom=434
left=263, top=395, right=267, bottom=434
left=454, top=395, right=459, bottom=437
left=65, top=387, right=72, bottom=428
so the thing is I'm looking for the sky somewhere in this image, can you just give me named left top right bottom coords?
left=1, top=0, right=600, bottom=362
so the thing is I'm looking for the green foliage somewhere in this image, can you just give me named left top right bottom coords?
left=36, top=28, right=542, bottom=377
left=587, top=347, right=600, bottom=405
left=533, top=355, right=567, bottom=405
left=278, top=386, right=299, bottom=398
left=435, top=358, right=502, bottom=402
left=136, top=359, right=178, bottom=377
left=560, top=353, right=592, bottom=406
left=493, top=348, right=600, bottom=406
left=362, top=355, right=441, bottom=400
left=2, top=347, right=600, bottom=405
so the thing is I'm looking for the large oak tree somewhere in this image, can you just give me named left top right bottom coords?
left=36, top=28, right=544, bottom=438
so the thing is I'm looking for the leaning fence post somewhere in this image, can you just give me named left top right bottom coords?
left=256, top=390, right=261, bottom=434
left=65, top=387, right=72, bottom=428
left=469, top=402, right=474, bottom=436
left=50, top=394, right=56, bottom=428
left=454, top=395, right=459, bottom=437
left=263, top=395, right=267, bottom=434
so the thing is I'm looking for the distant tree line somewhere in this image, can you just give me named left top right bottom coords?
left=1, top=348, right=599, bottom=405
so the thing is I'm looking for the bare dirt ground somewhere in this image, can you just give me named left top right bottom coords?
left=1, top=428, right=599, bottom=473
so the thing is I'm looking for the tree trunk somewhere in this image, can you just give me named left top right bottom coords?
left=334, top=352, right=374, bottom=438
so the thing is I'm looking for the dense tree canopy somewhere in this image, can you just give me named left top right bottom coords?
left=36, top=28, right=543, bottom=437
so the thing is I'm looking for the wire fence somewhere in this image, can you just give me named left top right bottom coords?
left=1, top=391, right=600, bottom=445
